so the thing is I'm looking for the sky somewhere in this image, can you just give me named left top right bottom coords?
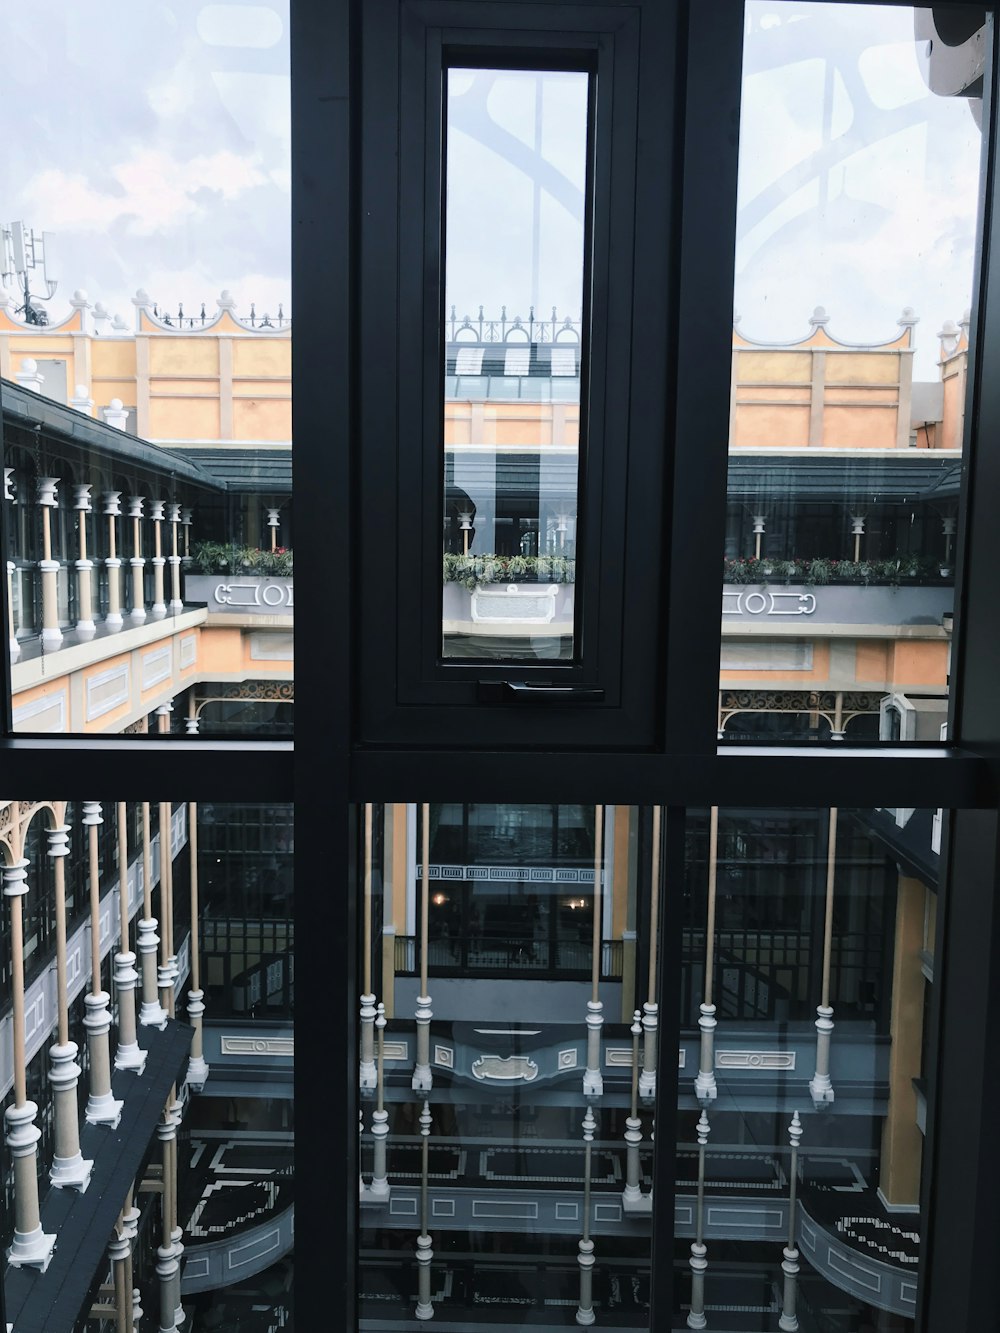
left=0, top=2, right=984, bottom=378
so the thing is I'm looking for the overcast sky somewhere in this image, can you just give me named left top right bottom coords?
left=0, top=2, right=983, bottom=378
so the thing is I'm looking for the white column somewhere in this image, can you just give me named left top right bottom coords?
left=109, top=1225, right=133, bottom=1333
left=369, top=1003, right=391, bottom=1199
left=114, top=802, right=146, bottom=1073
left=622, top=1010, right=650, bottom=1214
left=4, top=856, right=56, bottom=1269
left=104, top=490, right=124, bottom=630
left=138, top=803, right=167, bottom=1029
left=779, top=1111, right=803, bottom=1332
left=687, top=1110, right=711, bottom=1329
left=185, top=694, right=200, bottom=735
left=575, top=1106, right=597, bottom=1326
left=158, top=802, right=178, bottom=1018
left=149, top=500, right=166, bottom=618
left=640, top=805, right=661, bottom=1100
left=73, top=483, right=96, bottom=639
left=810, top=808, right=838, bottom=1107
left=181, top=508, right=193, bottom=561
left=47, top=822, right=93, bottom=1191
left=83, top=802, right=124, bottom=1126
left=185, top=802, right=209, bottom=1090
left=156, top=703, right=173, bottom=735
left=415, top=1100, right=434, bottom=1320
left=752, top=513, right=765, bottom=559
left=155, top=1111, right=180, bottom=1333
left=412, top=803, right=433, bottom=1092
left=7, top=560, right=19, bottom=662
left=851, top=514, right=865, bottom=562
left=583, top=805, right=604, bottom=1098
left=360, top=803, right=377, bottom=1090
left=695, top=807, right=719, bottom=1104
left=36, top=475, right=63, bottom=649
left=266, top=506, right=280, bottom=551
left=167, top=503, right=183, bottom=613
left=128, top=495, right=146, bottom=625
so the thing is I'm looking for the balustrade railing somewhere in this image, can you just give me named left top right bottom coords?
left=394, top=934, right=623, bottom=979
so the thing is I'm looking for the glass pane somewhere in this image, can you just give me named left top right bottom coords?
left=358, top=803, right=654, bottom=1327
left=442, top=69, right=589, bottom=660
left=0, top=800, right=293, bottom=1328
left=1, top=3, right=293, bottom=736
left=675, top=804, right=941, bottom=1331
left=720, top=3, right=984, bottom=743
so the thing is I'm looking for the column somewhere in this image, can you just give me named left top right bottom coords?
left=122, top=1186, right=140, bottom=1333
left=83, top=802, right=124, bottom=1126
left=810, top=808, right=838, bottom=1107
left=415, top=1100, right=434, bottom=1320
left=128, top=495, right=146, bottom=625
left=752, top=513, right=765, bottom=559
left=74, top=483, right=96, bottom=640
left=3, top=855, right=56, bottom=1268
left=360, top=803, right=377, bottom=1090
left=879, top=875, right=926, bottom=1207
left=37, top=475, right=63, bottom=649
left=114, top=802, right=146, bottom=1073
left=575, top=1106, right=597, bottom=1325
left=412, top=803, right=433, bottom=1092
left=687, top=1110, right=711, bottom=1329
left=181, top=507, right=193, bottom=560
left=3, top=471, right=16, bottom=661
left=155, top=1107, right=180, bottom=1333
left=138, top=802, right=168, bottom=1029
left=104, top=491, right=124, bottom=630
left=622, top=1010, right=650, bottom=1214
left=369, top=1003, right=390, bottom=1198
left=185, top=802, right=210, bottom=1090
left=185, top=693, right=200, bottom=735
left=47, top=821, right=93, bottom=1190
left=850, top=514, right=866, bottom=562
left=583, top=804, right=604, bottom=1098
left=266, top=506, right=280, bottom=551
left=149, top=500, right=166, bottom=618
left=640, top=805, right=660, bottom=1100
left=779, top=1112, right=803, bottom=1332
left=109, top=1220, right=134, bottom=1333
left=156, top=703, right=173, bottom=735
left=694, top=807, right=719, bottom=1104
left=167, top=503, right=183, bottom=613
left=158, top=802, right=177, bottom=1018
left=7, top=559, right=18, bottom=662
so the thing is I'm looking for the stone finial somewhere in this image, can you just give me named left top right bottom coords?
left=69, top=289, right=90, bottom=311
left=808, top=306, right=830, bottom=328
left=15, top=357, right=44, bottom=392
left=217, top=289, right=237, bottom=311
left=70, top=384, right=95, bottom=416
left=960, top=308, right=971, bottom=342
left=898, top=306, right=919, bottom=328
left=132, top=288, right=151, bottom=307
left=111, top=313, right=127, bottom=331
left=104, top=398, right=129, bottom=431
left=938, top=319, right=961, bottom=358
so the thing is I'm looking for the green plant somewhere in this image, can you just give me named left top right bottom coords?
left=442, top=553, right=577, bottom=589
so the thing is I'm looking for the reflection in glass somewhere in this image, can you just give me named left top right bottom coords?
left=359, top=803, right=653, bottom=1328
left=678, top=805, right=937, bottom=1331
left=442, top=69, right=589, bottom=660
left=720, top=4, right=984, bottom=743
left=1, top=3, right=292, bottom=735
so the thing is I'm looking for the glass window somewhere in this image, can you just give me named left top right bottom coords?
left=442, top=68, right=590, bottom=661
left=1, top=3, right=293, bottom=736
left=719, top=2, right=983, bottom=744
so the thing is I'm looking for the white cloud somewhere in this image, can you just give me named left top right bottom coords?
left=21, top=149, right=269, bottom=236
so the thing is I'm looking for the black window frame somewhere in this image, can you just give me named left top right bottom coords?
left=0, top=0, right=997, bottom=1329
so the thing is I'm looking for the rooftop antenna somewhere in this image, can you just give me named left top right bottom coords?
left=1, top=222, right=58, bottom=325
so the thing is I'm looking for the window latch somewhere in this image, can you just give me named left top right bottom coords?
left=477, top=680, right=605, bottom=705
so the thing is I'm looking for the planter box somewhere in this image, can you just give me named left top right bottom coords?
left=722, top=582, right=952, bottom=627
left=184, top=574, right=294, bottom=615
left=443, top=581, right=574, bottom=635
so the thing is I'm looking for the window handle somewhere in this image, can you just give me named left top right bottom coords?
left=478, top=680, right=605, bottom=705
